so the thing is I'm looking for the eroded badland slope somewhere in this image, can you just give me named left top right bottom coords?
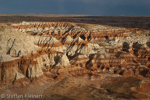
left=0, top=20, right=150, bottom=99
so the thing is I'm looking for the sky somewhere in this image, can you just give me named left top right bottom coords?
left=0, top=0, right=150, bottom=15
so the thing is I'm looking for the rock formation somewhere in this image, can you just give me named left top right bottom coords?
left=0, top=21, right=150, bottom=99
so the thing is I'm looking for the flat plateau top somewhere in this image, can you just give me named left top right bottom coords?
left=0, top=14, right=150, bottom=29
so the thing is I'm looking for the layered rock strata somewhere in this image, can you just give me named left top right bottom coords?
left=0, top=21, right=150, bottom=86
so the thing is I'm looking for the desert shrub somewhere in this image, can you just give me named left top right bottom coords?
left=0, top=23, right=5, bottom=31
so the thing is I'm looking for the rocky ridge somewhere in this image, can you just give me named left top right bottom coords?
left=0, top=21, right=150, bottom=99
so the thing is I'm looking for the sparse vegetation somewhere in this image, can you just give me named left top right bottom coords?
left=0, top=23, right=5, bottom=31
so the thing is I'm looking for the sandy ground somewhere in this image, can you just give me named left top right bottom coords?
left=0, top=73, right=149, bottom=100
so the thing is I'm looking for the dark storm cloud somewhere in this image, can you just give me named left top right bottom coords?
left=0, top=0, right=150, bottom=15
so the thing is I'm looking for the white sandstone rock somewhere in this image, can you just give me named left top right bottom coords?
left=56, top=54, right=70, bottom=66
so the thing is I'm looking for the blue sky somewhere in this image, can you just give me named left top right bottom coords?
left=0, top=0, right=150, bottom=15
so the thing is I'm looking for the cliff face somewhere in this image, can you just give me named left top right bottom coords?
left=0, top=21, right=150, bottom=93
